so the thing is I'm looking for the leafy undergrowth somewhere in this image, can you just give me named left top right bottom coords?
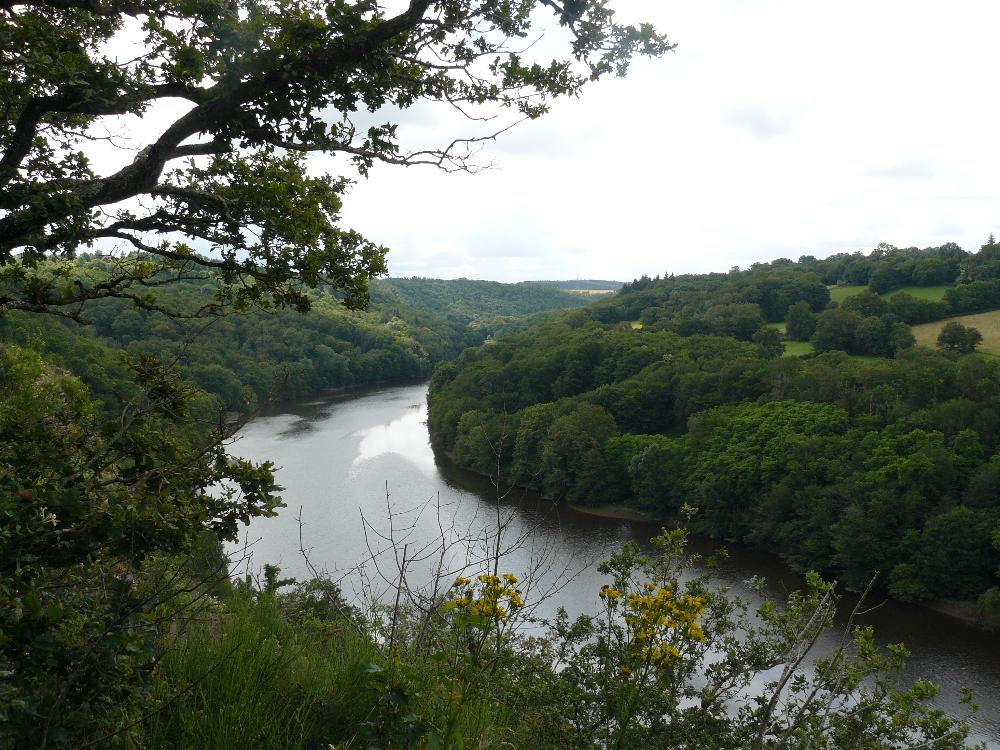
left=139, top=534, right=981, bottom=750
left=145, top=594, right=377, bottom=750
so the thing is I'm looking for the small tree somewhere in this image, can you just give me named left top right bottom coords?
left=785, top=300, right=817, bottom=341
left=752, top=325, right=784, bottom=358
left=937, top=321, right=983, bottom=354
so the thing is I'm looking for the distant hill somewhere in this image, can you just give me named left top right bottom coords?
left=428, top=239, right=1000, bottom=612
left=0, top=266, right=598, bottom=414
left=370, top=277, right=592, bottom=322
left=523, top=279, right=623, bottom=293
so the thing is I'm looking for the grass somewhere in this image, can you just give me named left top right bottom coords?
left=827, top=284, right=950, bottom=303
left=827, top=285, right=867, bottom=303
left=911, top=310, right=1000, bottom=355
left=846, top=354, right=885, bottom=364
left=782, top=340, right=814, bottom=357
left=145, top=594, right=378, bottom=750
left=889, top=285, right=949, bottom=301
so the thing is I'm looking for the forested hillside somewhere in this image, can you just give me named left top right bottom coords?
left=7, top=0, right=987, bottom=746
left=428, top=239, right=1000, bottom=612
left=0, top=258, right=590, bottom=413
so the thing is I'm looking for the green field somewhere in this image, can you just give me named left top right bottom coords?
left=828, top=285, right=867, bottom=303
left=911, top=310, right=1000, bottom=355
left=888, top=285, right=949, bottom=301
left=827, top=284, right=949, bottom=303
left=782, top=340, right=814, bottom=357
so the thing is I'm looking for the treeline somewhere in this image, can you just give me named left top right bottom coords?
left=0, top=259, right=591, bottom=413
left=799, top=242, right=965, bottom=292
left=371, top=277, right=592, bottom=322
left=428, top=243, right=1000, bottom=611
left=523, top=278, right=624, bottom=291
left=610, top=240, right=1000, bottom=358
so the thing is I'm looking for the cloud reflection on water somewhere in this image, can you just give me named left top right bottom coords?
left=351, top=403, right=436, bottom=476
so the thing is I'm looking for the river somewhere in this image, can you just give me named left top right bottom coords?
left=230, top=381, right=999, bottom=746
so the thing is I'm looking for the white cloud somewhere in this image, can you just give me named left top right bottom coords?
left=723, top=106, right=797, bottom=141
left=79, top=1, right=1000, bottom=282
left=868, top=159, right=936, bottom=181
left=332, top=1, right=1000, bottom=281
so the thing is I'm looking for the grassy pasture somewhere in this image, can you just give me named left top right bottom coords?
left=828, top=285, right=867, bottom=303
left=782, top=340, right=814, bottom=357
left=911, top=310, right=1000, bottom=355
left=888, top=285, right=949, bottom=301
left=827, top=284, right=950, bottom=303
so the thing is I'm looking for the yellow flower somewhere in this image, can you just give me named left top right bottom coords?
left=599, top=585, right=622, bottom=600
left=453, top=576, right=471, bottom=587
left=502, top=573, right=519, bottom=584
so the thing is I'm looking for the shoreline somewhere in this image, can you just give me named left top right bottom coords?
left=565, top=503, right=658, bottom=523
left=923, top=599, right=999, bottom=630
left=432, top=435, right=998, bottom=632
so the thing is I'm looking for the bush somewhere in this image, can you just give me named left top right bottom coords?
left=937, top=322, right=983, bottom=354
left=146, top=591, right=376, bottom=750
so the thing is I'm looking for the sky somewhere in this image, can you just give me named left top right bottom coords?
left=319, top=0, right=1000, bottom=282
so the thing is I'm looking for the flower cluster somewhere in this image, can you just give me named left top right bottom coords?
left=602, top=581, right=707, bottom=670
left=447, top=573, right=524, bottom=623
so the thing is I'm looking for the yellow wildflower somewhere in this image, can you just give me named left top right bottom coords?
left=599, top=585, right=622, bottom=601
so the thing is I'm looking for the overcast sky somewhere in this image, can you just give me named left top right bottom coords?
left=324, top=0, right=1000, bottom=282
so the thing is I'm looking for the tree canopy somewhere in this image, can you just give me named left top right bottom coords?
left=1, top=0, right=669, bottom=319
left=0, top=3, right=669, bottom=744
left=428, top=259, right=1000, bottom=613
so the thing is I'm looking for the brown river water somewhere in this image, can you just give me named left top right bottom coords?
left=230, top=382, right=999, bottom=747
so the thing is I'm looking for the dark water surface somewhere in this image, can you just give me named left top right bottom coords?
left=231, top=382, right=999, bottom=746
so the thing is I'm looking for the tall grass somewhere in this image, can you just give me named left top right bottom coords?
left=145, top=594, right=377, bottom=750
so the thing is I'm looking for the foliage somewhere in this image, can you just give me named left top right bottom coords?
left=145, top=588, right=375, bottom=750
left=796, top=242, right=964, bottom=291
left=960, top=239, right=1000, bottom=283
left=0, top=343, right=282, bottom=747
left=142, top=532, right=981, bottom=750
left=265, top=532, right=986, bottom=749
left=937, top=322, right=983, bottom=354
left=429, top=259, right=1000, bottom=606
left=1, top=0, right=669, bottom=320
left=0, top=3, right=672, bottom=745
left=0, top=267, right=591, bottom=412
left=811, top=307, right=915, bottom=358
left=785, top=300, right=817, bottom=340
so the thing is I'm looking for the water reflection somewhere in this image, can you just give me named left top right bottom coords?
left=231, top=382, right=999, bottom=747
left=352, top=403, right=436, bottom=476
